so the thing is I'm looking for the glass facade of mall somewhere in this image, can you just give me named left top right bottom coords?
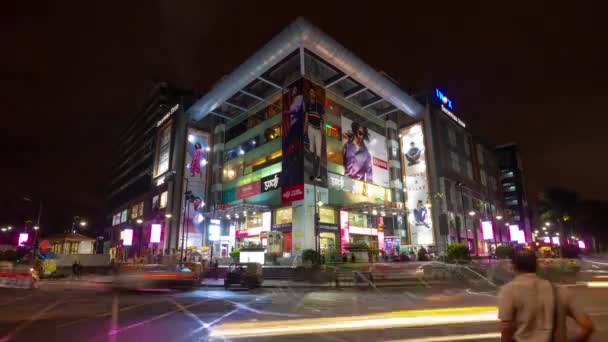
left=107, top=19, right=513, bottom=263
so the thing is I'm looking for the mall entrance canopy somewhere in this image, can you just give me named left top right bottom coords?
left=187, top=17, right=424, bottom=125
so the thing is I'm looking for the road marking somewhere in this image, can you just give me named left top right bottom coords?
left=0, top=299, right=62, bottom=342
left=167, top=297, right=206, bottom=327
left=386, top=332, right=501, bottom=342
left=109, top=293, right=118, bottom=342
left=189, top=294, right=272, bottom=339
left=109, top=298, right=212, bottom=336
left=465, top=288, right=497, bottom=298
left=56, top=298, right=163, bottom=328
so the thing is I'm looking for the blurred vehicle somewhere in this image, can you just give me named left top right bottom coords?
left=224, top=262, right=263, bottom=290
left=0, top=263, right=38, bottom=289
left=113, top=264, right=199, bottom=290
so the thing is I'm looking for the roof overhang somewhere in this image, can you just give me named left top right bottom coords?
left=188, top=17, right=424, bottom=121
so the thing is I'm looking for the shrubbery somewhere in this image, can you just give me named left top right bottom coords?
left=495, top=245, right=513, bottom=259
left=446, top=243, right=471, bottom=262
left=229, top=248, right=240, bottom=259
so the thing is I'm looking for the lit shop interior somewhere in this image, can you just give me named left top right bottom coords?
left=191, top=20, right=428, bottom=261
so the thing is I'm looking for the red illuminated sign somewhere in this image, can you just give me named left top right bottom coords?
left=236, top=180, right=261, bottom=200
left=372, top=157, right=388, bottom=169
left=281, top=184, right=304, bottom=204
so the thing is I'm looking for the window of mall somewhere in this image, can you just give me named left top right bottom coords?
left=234, top=212, right=271, bottom=248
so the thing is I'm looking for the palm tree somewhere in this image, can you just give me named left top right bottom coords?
left=538, top=187, right=580, bottom=256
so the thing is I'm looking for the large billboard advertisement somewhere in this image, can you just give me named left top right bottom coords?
left=341, top=116, right=389, bottom=188
left=400, top=123, right=434, bottom=246
left=281, top=79, right=305, bottom=204
left=181, top=128, right=210, bottom=247
left=303, top=79, right=327, bottom=186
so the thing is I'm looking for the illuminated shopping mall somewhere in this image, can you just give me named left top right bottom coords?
left=108, top=18, right=521, bottom=263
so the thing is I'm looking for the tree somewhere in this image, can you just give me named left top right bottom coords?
left=538, top=187, right=580, bottom=225
left=538, top=187, right=580, bottom=255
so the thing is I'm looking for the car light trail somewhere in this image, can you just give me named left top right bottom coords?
left=209, top=306, right=498, bottom=338
left=386, top=332, right=501, bottom=342
left=586, top=281, right=608, bottom=288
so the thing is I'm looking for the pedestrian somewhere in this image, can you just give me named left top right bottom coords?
left=214, top=258, right=219, bottom=280
left=498, top=249, right=594, bottom=341
left=72, top=260, right=79, bottom=279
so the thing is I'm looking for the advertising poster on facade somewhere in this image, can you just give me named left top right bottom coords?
left=400, top=123, right=434, bottom=246
left=303, top=79, right=327, bottom=186
left=281, top=79, right=305, bottom=204
left=181, top=128, right=210, bottom=248
left=341, top=116, right=389, bottom=188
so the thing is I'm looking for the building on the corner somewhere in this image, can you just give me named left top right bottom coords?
left=495, top=143, right=531, bottom=241
left=105, top=82, right=197, bottom=260
left=109, top=18, right=517, bottom=262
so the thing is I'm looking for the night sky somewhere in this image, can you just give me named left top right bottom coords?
left=3, top=2, right=606, bottom=235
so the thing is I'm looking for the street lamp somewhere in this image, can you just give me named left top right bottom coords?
left=1, top=228, right=6, bottom=232
left=468, top=211, right=476, bottom=216
left=80, top=221, right=87, bottom=227
left=136, top=219, right=143, bottom=224
left=495, top=215, right=503, bottom=220
left=545, top=222, right=551, bottom=227
left=165, top=213, right=172, bottom=218
left=34, top=226, right=40, bottom=230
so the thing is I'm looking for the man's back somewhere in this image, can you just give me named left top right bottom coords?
left=499, top=273, right=584, bottom=342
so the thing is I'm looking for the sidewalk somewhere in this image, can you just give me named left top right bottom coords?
left=202, top=278, right=447, bottom=289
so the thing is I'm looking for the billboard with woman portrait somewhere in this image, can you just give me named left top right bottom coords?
left=340, top=116, right=389, bottom=188
left=180, top=128, right=210, bottom=247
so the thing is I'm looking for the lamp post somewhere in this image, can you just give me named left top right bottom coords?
left=455, top=181, right=466, bottom=244
left=310, top=176, right=321, bottom=261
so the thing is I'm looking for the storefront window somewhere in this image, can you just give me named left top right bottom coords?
left=274, top=207, right=292, bottom=224
left=120, top=209, right=128, bottom=223
left=222, top=161, right=242, bottom=182
left=131, top=205, right=138, bottom=219
left=159, top=191, right=168, bottom=208
left=319, top=207, right=336, bottom=224
left=155, top=124, right=172, bottom=177
left=246, top=214, right=263, bottom=229
left=69, top=242, right=79, bottom=254
left=349, top=212, right=368, bottom=227
left=326, top=139, right=343, bottom=167
left=320, top=232, right=336, bottom=254
left=224, top=122, right=281, bottom=163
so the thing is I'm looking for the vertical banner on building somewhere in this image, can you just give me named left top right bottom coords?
left=291, top=202, right=305, bottom=256
left=340, top=210, right=349, bottom=253
left=400, top=123, right=434, bottom=246
left=302, top=79, right=327, bottom=187
left=282, top=79, right=305, bottom=204
left=181, top=128, right=210, bottom=248
left=341, top=116, right=389, bottom=188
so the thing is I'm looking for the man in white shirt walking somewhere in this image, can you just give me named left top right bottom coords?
left=498, top=249, right=594, bottom=341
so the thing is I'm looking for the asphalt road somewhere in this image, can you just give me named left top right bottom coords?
left=0, top=278, right=607, bottom=342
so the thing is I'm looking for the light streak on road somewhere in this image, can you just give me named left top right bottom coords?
left=386, top=332, right=501, bottom=342
left=209, top=306, right=498, bottom=338
left=586, top=281, right=608, bottom=288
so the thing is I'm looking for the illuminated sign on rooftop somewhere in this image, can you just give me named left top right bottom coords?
left=435, top=88, right=453, bottom=110
left=434, top=88, right=466, bottom=128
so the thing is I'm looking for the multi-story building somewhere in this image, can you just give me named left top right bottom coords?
left=105, top=82, right=197, bottom=259
left=109, top=19, right=517, bottom=262
left=496, top=143, right=531, bottom=241
left=405, top=89, right=507, bottom=255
